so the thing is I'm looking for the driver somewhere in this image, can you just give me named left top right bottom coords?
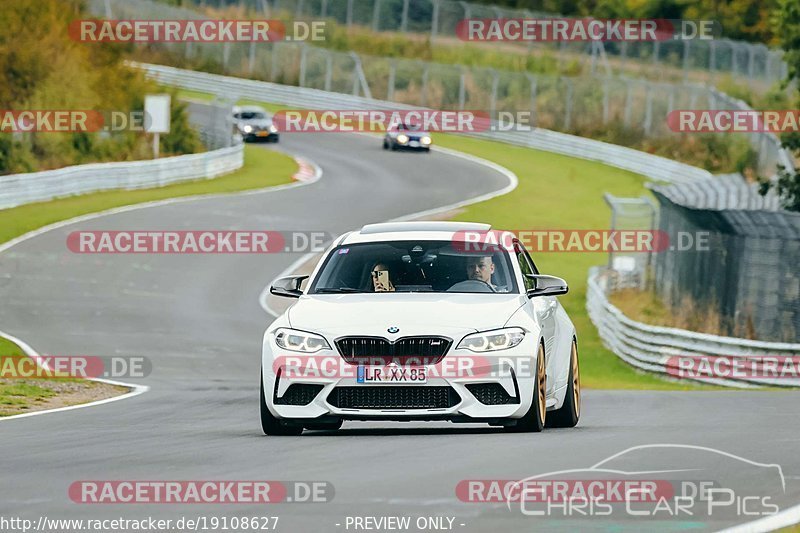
left=466, top=256, right=495, bottom=287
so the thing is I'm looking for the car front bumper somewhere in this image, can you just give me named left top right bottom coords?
left=243, top=132, right=279, bottom=142
left=262, top=336, right=539, bottom=422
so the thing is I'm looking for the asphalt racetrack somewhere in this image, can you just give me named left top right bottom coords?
left=0, top=132, right=797, bottom=532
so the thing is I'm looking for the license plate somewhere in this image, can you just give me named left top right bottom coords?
left=256, top=131, right=269, bottom=137
left=357, top=365, right=427, bottom=384
left=409, top=141, right=420, bottom=147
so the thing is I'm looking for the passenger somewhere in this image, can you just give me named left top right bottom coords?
left=370, top=262, right=395, bottom=292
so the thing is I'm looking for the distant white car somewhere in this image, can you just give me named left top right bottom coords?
left=382, top=122, right=431, bottom=152
left=232, top=105, right=279, bottom=142
left=261, top=221, right=580, bottom=435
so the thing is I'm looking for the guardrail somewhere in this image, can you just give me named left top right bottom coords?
left=138, top=62, right=713, bottom=185
left=0, top=144, right=243, bottom=210
left=587, top=266, right=800, bottom=388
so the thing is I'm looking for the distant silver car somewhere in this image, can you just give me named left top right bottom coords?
left=383, top=122, right=431, bottom=152
left=233, top=105, right=279, bottom=143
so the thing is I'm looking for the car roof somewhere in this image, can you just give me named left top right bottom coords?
left=337, top=221, right=517, bottom=250
left=232, top=105, right=268, bottom=113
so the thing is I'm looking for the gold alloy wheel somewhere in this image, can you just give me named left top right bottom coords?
left=537, top=344, right=546, bottom=424
left=572, top=341, right=581, bottom=419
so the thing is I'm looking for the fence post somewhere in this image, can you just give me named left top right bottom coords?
left=248, top=41, right=256, bottom=74
left=709, top=40, right=717, bottom=83
left=682, top=40, right=690, bottom=83
left=459, top=1, right=470, bottom=20
left=624, top=79, right=633, bottom=127
left=602, top=78, right=609, bottom=124
left=563, top=78, right=573, bottom=130
left=643, top=83, right=653, bottom=135
left=296, top=0, right=305, bottom=17
left=458, top=69, right=466, bottom=110
left=259, top=0, right=271, bottom=16
left=320, top=0, right=327, bottom=18
left=222, top=42, right=230, bottom=72
left=401, top=0, right=410, bottom=32
left=431, top=0, right=440, bottom=40
left=372, top=0, right=381, bottom=31
left=387, top=59, right=396, bottom=101
left=421, top=62, right=430, bottom=107
left=299, top=44, right=307, bottom=87
left=489, top=70, right=499, bottom=120
left=271, top=42, right=279, bottom=82
left=652, top=40, right=660, bottom=71
left=527, top=74, right=537, bottom=127
left=667, top=90, right=675, bottom=116
left=350, top=52, right=372, bottom=99
left=346, top=0, right=354, bottom=27
left=324, top=51, right=333, bottom=92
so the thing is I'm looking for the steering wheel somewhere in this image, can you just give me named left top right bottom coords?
left=447, top=279, right=496, bottom=293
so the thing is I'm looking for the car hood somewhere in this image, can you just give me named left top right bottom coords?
left=287, top=292, right=527, bottom=338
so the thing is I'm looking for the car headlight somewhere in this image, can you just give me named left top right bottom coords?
left=242, top=125, right=253, bottom=133
left=397, top=134, right=409, bottom=144
left=457, top=328, right=526, bottom=352
left=274, top=328, right=330, bottom=353
left=421, top=136, right=432, bottom=145
left=269, top=124, right=278, bottom=133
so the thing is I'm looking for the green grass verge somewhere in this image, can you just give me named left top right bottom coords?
left=0, top=337, right=56, bottom=414
left=0, top=145, right=297, bottom=245
left=434, top=134, right=727, bottom=390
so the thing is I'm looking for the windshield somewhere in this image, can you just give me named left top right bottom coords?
left=309, top=240, right=518, bottom=294
left=237, top=111, right=267, bottom=120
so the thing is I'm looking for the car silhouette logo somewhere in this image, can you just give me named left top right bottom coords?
left=387, top=326, right=399, bottom=333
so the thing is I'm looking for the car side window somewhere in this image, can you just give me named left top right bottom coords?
left=514, top=241, right=536, bottom=291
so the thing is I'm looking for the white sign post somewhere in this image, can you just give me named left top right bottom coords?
left=144, top=94, right=171, bottom=159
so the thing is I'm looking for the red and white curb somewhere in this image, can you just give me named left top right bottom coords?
left=292, top=157, right=319, bottom=182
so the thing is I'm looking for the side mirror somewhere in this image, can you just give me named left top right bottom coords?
left=525, top=274, right=568, bottom=297
left=269, top=275, right=309, bottom=298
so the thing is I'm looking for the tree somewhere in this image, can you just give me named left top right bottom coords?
left=758, top=0, right=800, bottom=211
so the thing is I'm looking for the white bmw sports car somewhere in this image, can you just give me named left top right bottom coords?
left=261, top=222, right=580, bottom=435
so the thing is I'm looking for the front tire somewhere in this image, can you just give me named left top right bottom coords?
left=547, top=339, right=580, bottom=428
left=505, top=342, right=546, bottom=433
left=260, top=374, right=303, bottom=436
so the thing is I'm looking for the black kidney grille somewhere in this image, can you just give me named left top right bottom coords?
left=327, top=386, right=460, bottom=409
left=335, top=336, right=452, bottom=365
left=465, top=383, right=519, bottom=405
left=274, top=384, right=324, bottom=406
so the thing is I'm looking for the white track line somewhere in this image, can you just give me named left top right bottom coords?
left=259, top=143, right=518, bottom=317
left=0, top=150, right=320, bottom=421
left=720, top=504, right=800, bottom=533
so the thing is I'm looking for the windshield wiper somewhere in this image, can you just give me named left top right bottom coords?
left=314, top=287, right=363, bottom=293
